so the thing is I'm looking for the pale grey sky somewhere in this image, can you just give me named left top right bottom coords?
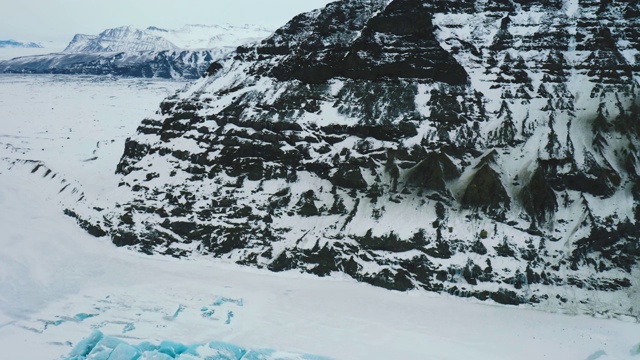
left=1, top=0, right=335, bottom=43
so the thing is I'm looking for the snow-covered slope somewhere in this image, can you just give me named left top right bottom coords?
left=145, top=24, right=274, bottom=49
left=64, top=26, right=179, bottom=53
left=64, top=24, right=273, bottom=53
left=0, top=75, right=639, bottom=359
left=0, top=24, right=274, bottom=79
left=67, top=0, right=640, bottom=315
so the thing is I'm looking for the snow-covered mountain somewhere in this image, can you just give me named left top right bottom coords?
left=0, top=24, right=274, bottom=79
left=65, top=0, right=640, bottom=316
left=64, top=24, right=274, bottom=53
left=0, top=39, right=42, bottom=48
left=0, top=49, right=226, bottom=80
left=145, top=24, right=275, bottom=49
left=63, top=26, right=178, bottom=53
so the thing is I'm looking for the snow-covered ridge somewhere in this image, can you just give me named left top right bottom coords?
left=0, top=49, right=227, bottom=80
left=64, top=24, right=274, bottom=53
left=0, top=39, right=42, bottom=48
left=64, top=26, right=177, bottom=53
left=0, top=24, right=274, bottom=79
left=146, top=24, right=275, bottom=49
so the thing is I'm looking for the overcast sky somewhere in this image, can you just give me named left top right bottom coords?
left=1, top=0, right=335, bottom=43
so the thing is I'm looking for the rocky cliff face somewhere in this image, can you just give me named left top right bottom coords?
left=77, top=0, right=640, bottom=315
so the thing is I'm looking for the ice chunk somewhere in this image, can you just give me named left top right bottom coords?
left=158, top=340, right=188, bottom=357
left=137, top=341, right=159, bottom=353
left=64, top=332, right=328, bottom=360
left=74, top=313, right=97, bottom=321
left=195, top=341, right=246, bottom=360
left=86, top=336, right=126, bottom=360
left=182, top=343, right=206, bottom=357
left=68, top=330, right=104, bottom=357
left=106, top=343, right=140, bottom=360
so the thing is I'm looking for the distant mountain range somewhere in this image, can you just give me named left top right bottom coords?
left=0, top=40, right=43, bottom=48
left=0, top=25, right=274, bottom=79
left=64, top=24, right=273, bottom=53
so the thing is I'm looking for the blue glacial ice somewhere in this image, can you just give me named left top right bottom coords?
left=84, top=335, right=127, bottom=360
left=67, top=330, right=103, bottom=358
left=106, top=343, right=140, bottom=360
left=158, top=340, right=189, bottom=357
left=75, top=313, right=99, bottom=321
left=64, top=331, right=331, bottom=360
left=211, top=297, right=243, bottom=307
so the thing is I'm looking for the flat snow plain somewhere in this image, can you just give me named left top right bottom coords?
left=0, top=74, right=638, bottom=360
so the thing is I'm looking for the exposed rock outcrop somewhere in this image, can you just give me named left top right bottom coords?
left=72, top=0, right=640, bottom=316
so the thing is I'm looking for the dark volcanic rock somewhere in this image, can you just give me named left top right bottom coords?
left=331, top=162, right=368, bottom=189
left=519, top=165, right=557, bottom=225
left=406, top=152, right=460, bottom=193
left=265, top=0, right=468, bottom=85
left=71, top=0, right=640, bottom=315
left=462, top=164, right=510, bottom=216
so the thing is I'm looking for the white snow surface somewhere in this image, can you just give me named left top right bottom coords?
left=0, top=74, right=639, bottom=359
left=146, top=24, right=274, bottom=49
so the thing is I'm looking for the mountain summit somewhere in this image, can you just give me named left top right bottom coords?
left=63, top=24, right=274, bottom=53
left=76, top=0, right=640, bottom=315
left=63, top=26, right=178, bottom=53
left=0, top=24, right=274, bottom=79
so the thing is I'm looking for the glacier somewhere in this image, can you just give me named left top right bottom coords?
left=0, top=74, right=639, bottom=360
left=65, top=331, right=327, bottom=360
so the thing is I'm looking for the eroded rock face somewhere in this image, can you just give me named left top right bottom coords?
left=406, top=152, right=460, bottom=195
left=265, top=0, right=469, bottom=85
left=75, top=0, right=640, bottom=315
left=461, top=164, right=510, bottom=216
left=519, top=165, right=558, bottom=226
